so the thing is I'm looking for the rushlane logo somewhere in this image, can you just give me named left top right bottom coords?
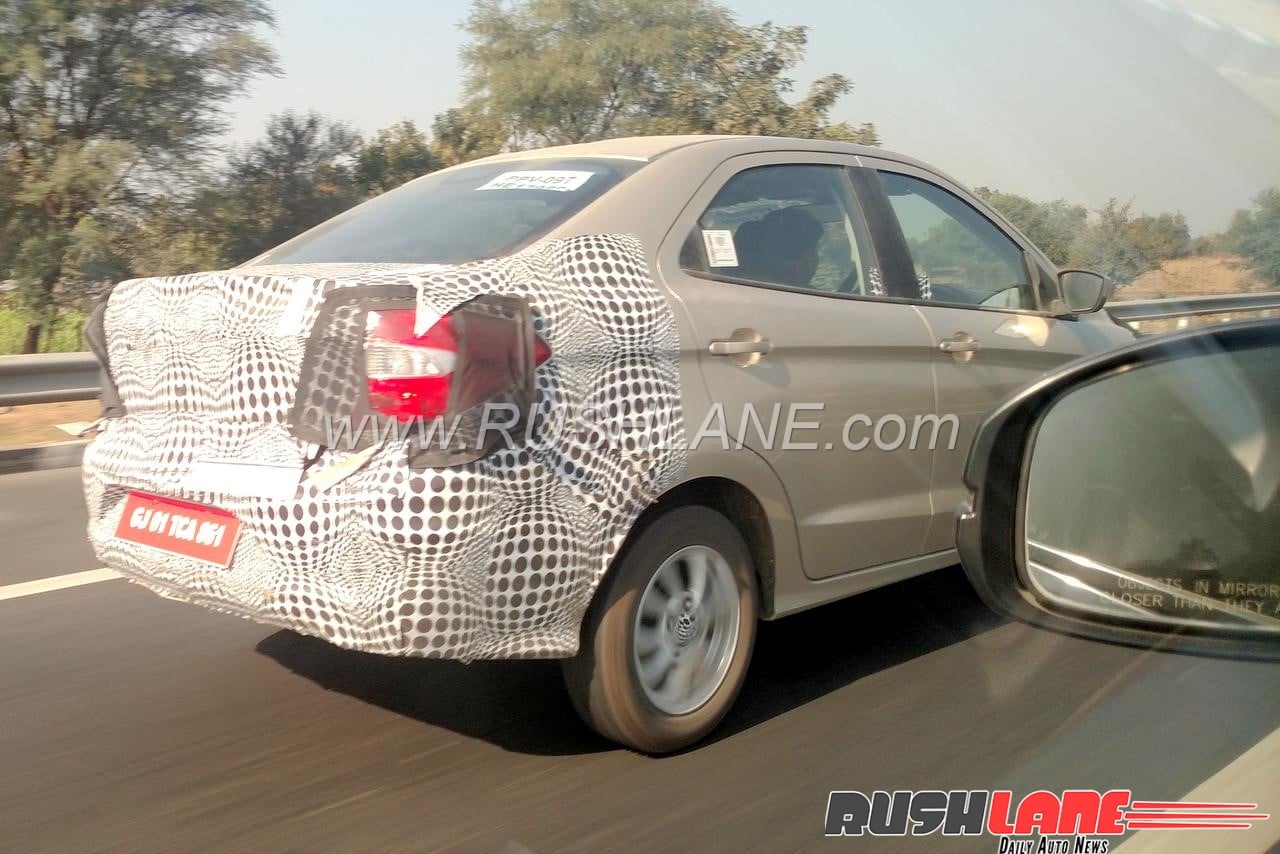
left=824, top=789, right=1269, bottom=851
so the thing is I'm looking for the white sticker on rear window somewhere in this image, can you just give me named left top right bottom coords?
left=477, top=170, right=595, bottom=192
left=702, top=229, right=739, bottom=268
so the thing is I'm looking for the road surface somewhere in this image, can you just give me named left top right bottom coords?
left=1, top=467, right=1277, bottom=851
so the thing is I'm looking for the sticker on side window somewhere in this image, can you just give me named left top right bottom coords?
left=701, top=229, right=739, bottom=268
left=477, top=170, right=595, bottom=192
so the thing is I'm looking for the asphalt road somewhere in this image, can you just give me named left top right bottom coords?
left=1, top=467, right=1278, bottom=852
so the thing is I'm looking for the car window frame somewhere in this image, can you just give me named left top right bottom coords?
left=659, top=151, right=927, bottom=307
left=850, top=158, right=1060, bottom=316
left=676, top=158, right=875, bottom=296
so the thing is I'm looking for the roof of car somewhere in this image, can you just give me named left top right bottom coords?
left=467, top=134, right=916, bottom=165
left=479, top=135, right=739, bottom=160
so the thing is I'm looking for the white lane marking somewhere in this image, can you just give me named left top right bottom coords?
left=1116, top=726, right=1280, bottom=853
left=0, top=568, right=121, bottom=602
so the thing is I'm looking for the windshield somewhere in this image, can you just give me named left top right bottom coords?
left=251, top=157, right=644, bottom=266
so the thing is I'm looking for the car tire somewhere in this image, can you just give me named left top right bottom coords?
left=562, top=505, right=758, bottom=753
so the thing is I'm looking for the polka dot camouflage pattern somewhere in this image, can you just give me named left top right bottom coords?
left=82, top=235, right=687, bottom=661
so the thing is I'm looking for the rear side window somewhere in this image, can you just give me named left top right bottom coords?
left=877, top=171, right=1032, bottom=309
left=252, top=158, right=644, bottom=266
left=681, top=164, right=876, bottom=296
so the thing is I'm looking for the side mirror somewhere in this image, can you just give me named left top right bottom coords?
left=957, top=318, right=1280, bottom=660
left=1057, top=269, right=1108, bottom=313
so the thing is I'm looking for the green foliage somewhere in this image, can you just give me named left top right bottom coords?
left=53, top=112, right=445, bottom=289
left=457, top=0, right=877, bottom=148
left=1224, top=186, right=1280, bottom=287
left=0, top=302, right=83, bottom=353
left=40, top=305, right=84, bottom=350
left=970, top=189, right=1196, bottom=284
left=430, top=107, right=507, bottom=167
left=107, top=194, right=230, bottom=278
left=1066, top=201, right=1147, bottom=283
left=1189, top=232, right=1224, bottom=255
left=1066, top=199, right=1190, bottom=284
left=1123, top=211, right=1191, bottom=268
left=0, top=304, right=26, bottom=353
left=974, top=188, right=1087, bottom=267
left=0, top=0, right=278, bottom=351
left=355, top=120, right=441, bottom=196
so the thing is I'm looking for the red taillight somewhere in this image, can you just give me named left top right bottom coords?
left=532, top=334, right=552, bottom=366
left=365, top=308, right=550, bottom=423
left=365, top=309, right=457, bottom=422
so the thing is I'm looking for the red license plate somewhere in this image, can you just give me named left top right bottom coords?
left=114, top=491, right=242, bottom=567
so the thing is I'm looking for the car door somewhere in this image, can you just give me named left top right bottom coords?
left=852, top=160, right=1127, bottom=553
left=660, top=153, right=940, bottom=579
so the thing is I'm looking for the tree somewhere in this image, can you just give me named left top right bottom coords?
left=1067, top=199, right=1191, bottom=284
left=1224, top=186, right=1280, bottom=287
left=354, top=120, right=441, bottom=196
left=430, top=106, right=506, bottom=167
left=1068, top=201, right=1148, bottom=283
left=665, top=21, right=879, bottom=144
left=214, top=111, right=362, bottom=264
left=1124, top=211, right=1191, bottom=268
left=106, top=114, right=428, bottom=278
left=973, top=189, right=1192, bottom=278
left=454, top=0, right=878, bottom=151
left=0, top=0, right=277, bottom=351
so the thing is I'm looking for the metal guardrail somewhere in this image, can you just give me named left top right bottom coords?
left=1108, top=292, right=1280, bottom=324
left=0, top=293, right=1277, bottom=407
left=0, top=352, right=100, bottom=407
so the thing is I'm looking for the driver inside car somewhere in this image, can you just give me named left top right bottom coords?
left=734, top=206, right=824, bottom=288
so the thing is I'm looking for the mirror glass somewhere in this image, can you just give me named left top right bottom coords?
left=1023, top=342, right=1280, bottom=634
left=1059, top=270, right=1106, bottom=313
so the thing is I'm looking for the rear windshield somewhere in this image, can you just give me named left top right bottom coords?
left=251, top=157, right=644, bottom=266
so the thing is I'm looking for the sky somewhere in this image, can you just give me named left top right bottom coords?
left=225, top=0, right=1280, bottom=234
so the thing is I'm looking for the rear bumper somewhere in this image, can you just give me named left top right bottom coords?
left=82, top=422, right=598, bottom=662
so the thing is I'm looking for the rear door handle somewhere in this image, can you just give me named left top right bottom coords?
left=708, top=328, right=772, bottom=366
left=709, top=339, right=772, bottom=356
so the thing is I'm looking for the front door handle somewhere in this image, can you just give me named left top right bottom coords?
left=939, top=332, right=982, bottom=355
left=709, top=339, right=772, bottom=356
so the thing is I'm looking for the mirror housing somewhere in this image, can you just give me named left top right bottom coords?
left=956, top=318, right=1280, bottom=661
left=1057, top=269, right=1109, bottom=314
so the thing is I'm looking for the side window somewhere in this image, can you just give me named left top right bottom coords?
left=681, top=164, right=875, bottom=295
left=877, top=171, right=1032, bottom=309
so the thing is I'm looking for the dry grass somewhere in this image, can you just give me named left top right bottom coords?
left=0, top=401, right=101, bottom=447
left=1115, top=253, right=1272, bottom=300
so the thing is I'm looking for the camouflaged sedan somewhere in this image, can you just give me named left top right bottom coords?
left=83, top=135, right=1135, bottom=752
